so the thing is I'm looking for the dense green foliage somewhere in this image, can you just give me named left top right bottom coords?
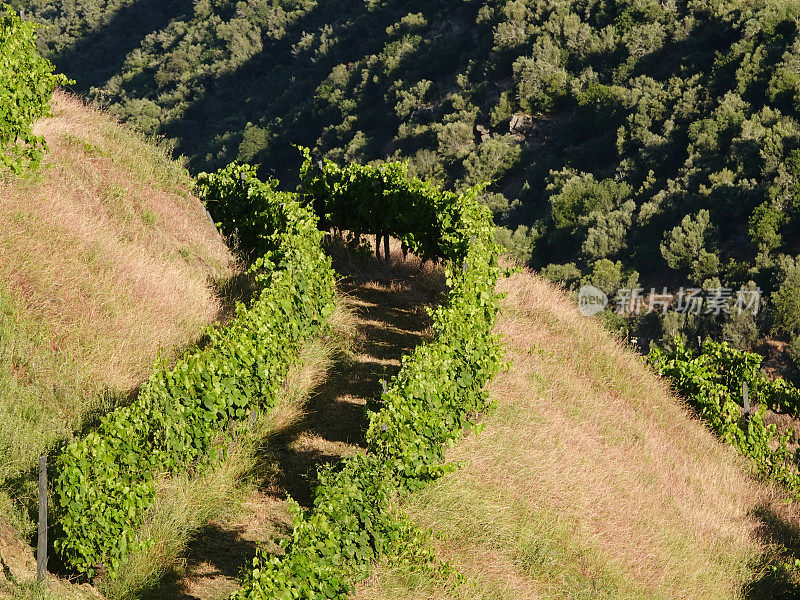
left=52, top=165, right=336, bottom=577
left=649, top=339, right=800, bottom=495
left=0, top=4, right=68, bottom=173
left=17, top=0, right=800, bottom=354
left=223, top=155, right=504, bottom=599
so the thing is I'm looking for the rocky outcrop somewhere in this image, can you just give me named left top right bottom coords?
left=509, top=113, right=535, bottom=140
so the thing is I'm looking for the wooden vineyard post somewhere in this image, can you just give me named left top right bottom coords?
left=37, top=454, right=47, bottom=585
left=375, top=233, right=381, bottom=261
left=742, top=380, right=751, bottom=425
left=383, top=234, right=390, bottom=265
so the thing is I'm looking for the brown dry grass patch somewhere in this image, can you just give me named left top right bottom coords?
left=357, top=268, right=799, bottom=600
left=1, top=90, right=234, bottom=393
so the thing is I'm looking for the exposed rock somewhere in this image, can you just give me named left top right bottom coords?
left=509, top=113, right=535, bottom=135
left=475, top=123, right=490, bottom=143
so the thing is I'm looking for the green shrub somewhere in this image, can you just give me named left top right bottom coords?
left=749, top=201, right=785, bottom=253
left=540, top=262, right=581, bottom=289
left=660, top=209, right=721, bottom=281
left=649, top=339, right=800, bottom=493
left=721, top=310, right=759, bottom=351
left=547, top=170, right=632, bottom=233
left=462, top=135, right=521, bottom=187
left=513, top=37, right=569, bottom=113
left=772, top=267, right=800, bottom=338
left=583, top=258, right=639, bottom=296
left=494, top=224, right=537, bottom=262
left=789, top=335, right=800, bottom=369
left=581, top=200, right=635, bottom=260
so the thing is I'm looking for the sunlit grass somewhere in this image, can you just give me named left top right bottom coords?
left=356, top=268, right=795, bottom=600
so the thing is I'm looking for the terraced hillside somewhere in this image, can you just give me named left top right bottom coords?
left=0, top=91, right=235, bottom=592
left=3, top=92, right=800, bottom=600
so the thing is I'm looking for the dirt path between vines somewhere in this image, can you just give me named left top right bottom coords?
left=145, top=241, right=443, bottom=600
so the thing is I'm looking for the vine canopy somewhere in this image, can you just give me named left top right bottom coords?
left=0, top=5, right=70, bottom=173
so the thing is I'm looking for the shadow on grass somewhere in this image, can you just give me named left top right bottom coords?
left=250, top=240, right=444, bottom=507
left=142, top=524, right=266, bottom=600
left=208, top=267, right=256, bottom=326
left=744, top=503, right=800, bottom=599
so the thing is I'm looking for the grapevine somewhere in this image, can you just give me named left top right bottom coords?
left=0, top=5, right=70, bottom=173
left=649, top=339, right=800, bottom=495
left=52, top=155, right=505, bottom=596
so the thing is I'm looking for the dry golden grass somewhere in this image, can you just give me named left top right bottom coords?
left=1, top=90, right=233, bottom=393
left=356, top=268, right=799, bottom=600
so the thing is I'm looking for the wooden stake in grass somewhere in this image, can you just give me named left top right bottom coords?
left=37, top=454, right=47, bottom=585
left=742, top=380, right=750, bottom=425
left=383, top=234, right=390, bottom=265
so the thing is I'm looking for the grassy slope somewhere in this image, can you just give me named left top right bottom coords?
left=356, top=269, right=800, bottom=600
left=0, top=91, right=235, bottom=585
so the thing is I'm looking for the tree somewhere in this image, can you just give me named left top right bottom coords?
left=237, top=124, right=270, bottom=163
left=660, top=209, right=719, bottom=281
left=772, top=266, right=800, bottom=338
left=583, top=258, right=639, bottom=296
left=462, top=135, right=521, bottom=187
left=547, top=171, right=632, bottom=233
left=748, top=201, right=785, bottom=254
left=540, top=262, right=581, bottom=290
left=513, top=37, right=569, bottom=113
left=581, top=200, right=635, bottom=259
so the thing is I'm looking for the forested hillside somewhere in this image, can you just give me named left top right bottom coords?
left=12, top=0, right=800, bottom=358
